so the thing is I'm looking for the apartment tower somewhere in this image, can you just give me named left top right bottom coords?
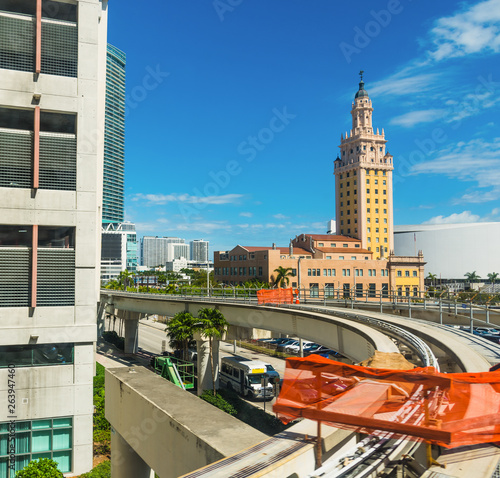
left=102, top=43, right=125, bottom=225
left=334, top=72, right=394, bottom=259
left=0, top=1, right=107, bottom=475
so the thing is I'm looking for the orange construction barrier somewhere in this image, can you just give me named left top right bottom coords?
left=257, top=288, right=294, bottom=305
left=273, top=355, right=500, bottom=448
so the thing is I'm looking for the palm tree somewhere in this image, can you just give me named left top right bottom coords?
left=465, top=271, right=481, bottom=284
left=197, top=308, right=229, bottom=396
left=118, top=269, right=134, bottom=290
left=273, top=266, right=294, bottom=288
left=487, top=272, right=499, bottom=284
left=165, top=312, right=197, bottom=361
left=426, top=272, right=437, bottom=287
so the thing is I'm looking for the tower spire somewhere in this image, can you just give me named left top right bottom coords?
left=354, top=70, right=369, bottom=99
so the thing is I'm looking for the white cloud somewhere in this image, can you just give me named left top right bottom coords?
left=272, top=213, right=289, bottom=220
left=239, top=212, right=253, bottom=217
left=411, top=138, right=500, bottom=203
left=422, top=211, right=480, bottom=225
left=390, top=109, right=447, bottom=127
left=132, top=193, right=243, bottom=205
left=368, top=70, right=442, bottom=98
left=428, top=0, right=500, bottom=60
left=174, top=221, right=232, bottom=233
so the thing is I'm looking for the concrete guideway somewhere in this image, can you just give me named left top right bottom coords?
left=99, top=292, right=500, bottom=477
left=100, top=291, right=400, bottom=363
left=298, top=304, right=495, bottom=372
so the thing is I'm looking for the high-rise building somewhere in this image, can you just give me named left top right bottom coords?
left=99, top=43, right=137, bottom=280
left=101, top=222, right=137, bottom=282
left=166, top=242, right=190, bottom=262
left=0, top=1, right=107, bottom=475
left=334, top=72, right=394, bottom=259
left=190, top=239, right=209, bottom=262
left=102, top=44, right=125, bottom=225
left=141, top=236, right=184, bottom=268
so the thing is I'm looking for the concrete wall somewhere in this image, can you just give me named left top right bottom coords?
left=105, top=367, right=266, bottom=478
left=0, top=1, right=107, bottom=474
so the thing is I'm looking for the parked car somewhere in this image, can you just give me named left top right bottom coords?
left=277, top=339, right=298, bottom=352
left=285, top=341, right=315, bottom=354
left=475, top=327, right=500, bottom=335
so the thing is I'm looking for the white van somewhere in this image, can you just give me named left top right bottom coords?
left=220, top=356, right=275, bottom=400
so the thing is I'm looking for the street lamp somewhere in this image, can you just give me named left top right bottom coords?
left=206, top=247, right=210, bottom=297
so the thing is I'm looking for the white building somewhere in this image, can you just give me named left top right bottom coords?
left=394, top=222, right=500, bottom=279
left=141, top=236, right=184, bottom=268
left=166, top=242, right=190, bottom=262
left=101, top=222, right=137, bottom=283
left=165, top=257, right=188, bottom=273
left=0, top=1, right=107, bottom=475
left=190, top=239, right=209, bottom=262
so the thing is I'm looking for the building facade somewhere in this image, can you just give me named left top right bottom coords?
left=102, top=43, right=125, bottom=225
left=166, top=242, right=190, bottom=262
left=395, top=223, right=500, bottom=280
left=141, top=236, right=184, bottom=268
left=101, top=222, right=137, bottom=282
left=0, top=1, right=107, bottom=475
left=334, top=73, right=394, bottom=259
left=214, top=234, right=424, bottom=297
left=190, top=239, right=209, bottom=262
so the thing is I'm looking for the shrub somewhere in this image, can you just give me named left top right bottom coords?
left=93, top=363, right=110, bottom=452
left=200, top=390, right=237, bottom=415
left=200, top=388, right=290, bottom=436
left=79, top=460, right=110, bottom=478
left=102, top=331, right=124, bottom=350
left=15, top=458, right=63, bottom=478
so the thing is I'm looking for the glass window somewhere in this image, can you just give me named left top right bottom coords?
left=397, top=270, right=402, bottom=277
left=0, top=418, right=72, bottom=475
left=0, top=344, right=74, bottom=368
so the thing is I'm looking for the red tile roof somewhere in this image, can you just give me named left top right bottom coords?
left=307, top=234, right=360, bottom=242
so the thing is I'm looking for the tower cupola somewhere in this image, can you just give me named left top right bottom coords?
left=354, top=70, right=369, bottom=99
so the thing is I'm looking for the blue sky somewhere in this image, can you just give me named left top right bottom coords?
left=107, top=0, right=500, bottom=255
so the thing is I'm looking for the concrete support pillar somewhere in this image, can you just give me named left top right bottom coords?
left=111, top=429, right=152, bottom=478
left=195, top=333, right=221, bottom=396
left=124, top=311, right=140, bottom=354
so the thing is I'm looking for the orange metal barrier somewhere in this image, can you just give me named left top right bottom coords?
left=257, top=288, right=298, bottom=305
left=273, top=355, right=500, bottom=448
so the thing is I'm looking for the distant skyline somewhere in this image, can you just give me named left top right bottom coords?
left=107, top=0, right=500, bottom=254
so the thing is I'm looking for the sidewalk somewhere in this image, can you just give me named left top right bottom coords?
left=96, top=339, right=153, bottom=369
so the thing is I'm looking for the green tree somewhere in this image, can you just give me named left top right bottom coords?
left=104, top=279, right=119, bottom=290
left=15, top=458, right=63, bottom=478
left=118, top=269, right=133, bottom=290
left=157, top=273, right=167, bottom=287
left=465, top=271, right=481, bottom=285
left=487, top=272, right=499, bottom=284
left=166, top=311, right=197, bottom=361
left=426, top=272, right=437, bottom=287
left=273, top=266, right=294, bottom=288
left=197, top=308, right=229, bottom=396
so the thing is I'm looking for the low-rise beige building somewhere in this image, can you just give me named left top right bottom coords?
left=214, top=233, right=425, bottom=299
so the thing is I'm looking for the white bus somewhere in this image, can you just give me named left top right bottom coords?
left=220, top=357, right=275, bottom=400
